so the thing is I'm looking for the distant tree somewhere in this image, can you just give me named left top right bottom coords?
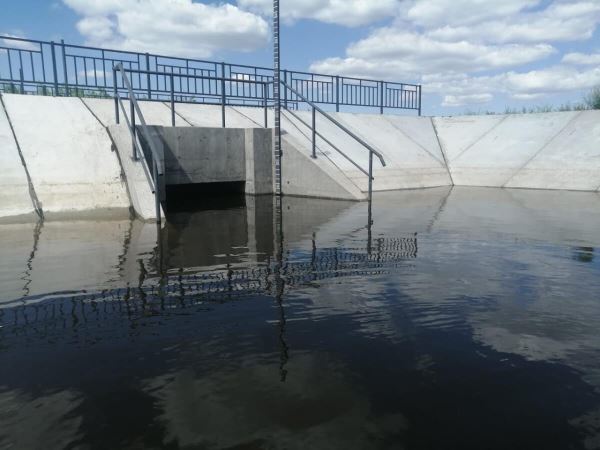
left=584, top=86, right=600, bottom=110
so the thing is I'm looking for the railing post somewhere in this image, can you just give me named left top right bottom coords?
left=368, top=150, right=374, bottom=204
left=61, top=40, right=69, bottom=97
left=379, top=81, right=384, bottom=115
left=153, top=158, right=161, bottom=225
left=19, top=68, right=24, bottom=94
left=221, top=62, right=226, bottom=128
left=311, top=106, right=317, bottom=159
left=145, top=53, right=151, bottom=100
left=418, top=85, right=422, bottom=116
left=170, top=74, right=175, bottom=126
left=263, top=83, right=268, bottom=128
left=50, top=41, right=59, bottom=96
left=335, top=75, right=340, bottom=112
left=283, top=70, right=288, bottom=109
left=131, top=96, right=137, bottom=160
left=113, top=68, right=119, bottom=124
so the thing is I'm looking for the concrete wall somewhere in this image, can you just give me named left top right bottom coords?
left=145, top=126, right=273, bottom=195
left=1, top=94, right=599, bottom=222
left=434, top=111, right=600, bottom=191
left=0, top=97, right=36, bottom=221
left=1, top=94, right=130, bottom=218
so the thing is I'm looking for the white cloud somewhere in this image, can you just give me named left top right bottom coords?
left=1, top=34, right=39, bottom=51
left=237, top=0, right=399, bottom=27
left=403, top=0, right=540, bottom=28
left=311, top=29, right=555, bottom=81
left=309, top=0, right=600, bottom=109
left=442, top=93, right=493, bottom=107
left=562, top=52, right=600, bottom=66
left=63, top=0, right=269, bottom=58
left=426, top=1, right=600, bottom=44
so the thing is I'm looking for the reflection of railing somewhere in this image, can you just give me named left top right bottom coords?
left=0, top=35, right=422, bottom=114
left=0, top=237, right=418, bottom=330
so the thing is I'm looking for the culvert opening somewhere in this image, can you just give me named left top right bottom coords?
left=165, top=182, right=246, bottom=213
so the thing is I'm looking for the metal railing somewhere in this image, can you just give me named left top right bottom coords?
left=113, top=63, right=164, bottom=224
left=113, top=67, right=271, bottom=128
left=0, top=35, right=422, bottom=114
left=280, top=80, right=387, bottom=203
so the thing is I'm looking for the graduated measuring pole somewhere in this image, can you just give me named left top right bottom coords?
left=273, top=0, right=282, bottom=196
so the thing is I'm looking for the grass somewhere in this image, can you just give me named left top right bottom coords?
left=462, top=86, right=600, bottom=116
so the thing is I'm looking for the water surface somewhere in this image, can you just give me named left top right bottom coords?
left=2, top=187, right=600, bottom=449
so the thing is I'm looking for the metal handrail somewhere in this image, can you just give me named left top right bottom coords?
left=281, top=80, right=386, bottom=168
left=282, top=108, right=369, bottom=177
left=113, top=63, right=163, bottom=223
left=281, top=80, right=387, bottom=204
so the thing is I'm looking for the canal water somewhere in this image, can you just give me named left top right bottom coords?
left=2, top=187, right=600, bottom=449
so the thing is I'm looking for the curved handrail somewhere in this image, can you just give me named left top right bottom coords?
left=281, top=80, right=386, bottom=168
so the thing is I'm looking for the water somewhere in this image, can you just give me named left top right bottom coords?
left=2, top=187, right=600, bottom=449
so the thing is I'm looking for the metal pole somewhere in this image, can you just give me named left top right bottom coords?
left=51, top=42, right=59, bottom=96
left=113, top=68, right=119, bottom=124
left=311, top=106, right=316, bottom=159
left=19, top=68, right=24, bottom=94
left=335, top=75, right=340, bottom=112
left=283, top=69, right=288, bottom=109
left=379, top=81, right=384, bottom=114
left=418, top=85, right=422, bottom=116
left=61, top=40, right=69, bottom=96
left=221, top=62, right=226, bottom=128
left=368, top=150, right=374, bottom=218
left=153, top=158, right=161, bottom=225
left=131, top=97, right=137, bottom=160
left=273, top=0, right=282, bottom=196
left=145, top=53, right=151, bottom=100
left=263, top=83, right=268, bottom=128
left=170, top=74, right=175, bottom=126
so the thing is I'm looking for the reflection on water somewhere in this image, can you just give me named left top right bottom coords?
left=2, top=187, right=600, bottom=449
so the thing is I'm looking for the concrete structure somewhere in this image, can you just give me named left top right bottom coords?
left=0, top=99, right=36, bottom=221
left=1, top=93, right=599, bottom=222
left=1, top=94, right=130, bottom=219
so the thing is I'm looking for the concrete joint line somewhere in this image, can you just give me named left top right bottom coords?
left=501, top=111, right=585, bottom=188
left=162, top=102, right=194, bottom=126
left=451, top=115, right=510, bottom=163
left=0, top=94, right=44, bottom=220
left=382, top=115, right=445, bottom=167
left=231, top=106, right=264, bottom=128
left=79, top=98, right=107, bottom=127
left=430, top=117, right=454, bottom=186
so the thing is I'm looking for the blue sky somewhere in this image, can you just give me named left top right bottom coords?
left=1, top=0, right=600, bottom=115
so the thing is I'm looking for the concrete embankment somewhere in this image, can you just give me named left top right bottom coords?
left=1, top=92, right=599, bottom=222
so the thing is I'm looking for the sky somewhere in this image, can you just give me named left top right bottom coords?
left=1, top=0, right=600, bottom=115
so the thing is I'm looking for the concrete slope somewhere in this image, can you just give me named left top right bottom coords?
left=171, top=104, right=259, bottom=128
left=282, top=132, right=365, bottom=200
left=0, top=98, right=36, bottom=221
left=335, top=113, right=452, bottom=190
left=435, top=112, right=582, bottom=187
left=108, top=124, right=163, bottom=221
left=83, top=98, right=189, bottom=127
left=504, top=110, right=600, bottom=191
left=2, top=94, right=130, bottom=217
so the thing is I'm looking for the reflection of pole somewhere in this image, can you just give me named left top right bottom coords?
left=273, top=0, right=282, bottom=196
left=274, top=196, right=288, bottom=382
